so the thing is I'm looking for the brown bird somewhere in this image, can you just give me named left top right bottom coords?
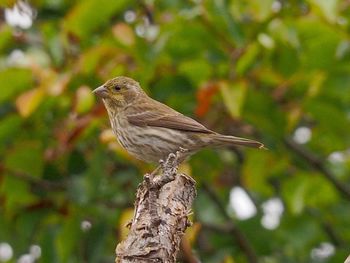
left=93, top=76, right=264, bottom=163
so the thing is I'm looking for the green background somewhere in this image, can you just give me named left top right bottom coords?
left=0, top=0, right=350, bottom=262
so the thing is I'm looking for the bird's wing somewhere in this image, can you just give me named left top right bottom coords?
left=125, top=98, right=213, bottom=134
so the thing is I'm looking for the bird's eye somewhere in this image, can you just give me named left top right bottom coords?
left=114, top=85, right=121, bottom=91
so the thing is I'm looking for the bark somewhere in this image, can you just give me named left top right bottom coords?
left=115, top=150, right=197, bottom=263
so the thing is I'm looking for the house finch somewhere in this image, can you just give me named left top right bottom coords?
left=93, top=76, right=264, bottom=163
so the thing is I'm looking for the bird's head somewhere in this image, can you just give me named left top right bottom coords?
left=93, top=76, right=144, bottom=107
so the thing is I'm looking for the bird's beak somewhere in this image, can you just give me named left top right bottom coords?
left=93, top=86, right=108, bottom=99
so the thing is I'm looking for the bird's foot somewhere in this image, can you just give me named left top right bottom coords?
left=144, top=148, right=190, bottom=231
left=159, top=147, right=188, bottom=176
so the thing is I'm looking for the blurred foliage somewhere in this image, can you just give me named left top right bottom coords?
left=0, top=0, right=350, bottom=262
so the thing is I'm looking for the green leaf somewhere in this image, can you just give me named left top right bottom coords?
left=244, top=89, right=287, bottom=138
left=0, top=68, right=33, bottom=103
left=85, top=222, right=108, bottom=262
left=0, top=114, right=21, bottom=152
left=178, top=59, right=212, bottom=86
left=283, top=172, right=339, bottom=215
left=40, top=227, right=59, bottom=263
left=236, top=43, right=260, bottom=76
left=278, top=215, right=322, bottom=252
left=305, top=99, right=350, bottom=150
left=165, top=23, right=206, bottom=58
left=194, top=188, right=227, bottom=225
left=297, top=18, right=341, bottom=70
left=5, top=141, right=44, bottom=178
left=75, top=86, right=95, bottom=114
left=56, top=216, right=82, bottom=262
left=219, top=80, right=247, bottom=119
left=0, top=174, right=37, bottom=212
left=63, top=0, right=129, bottom=39
left=242, top=150, right=273, bottom=196
left=308, top=0, right=339, bottom=23
left=205, top=0, right=244, bottom=44
left=78, top=44, right=120, bottom=75
left=230, top=0, right=274, bottom=22
left=0, top=25, right=12, bottom=52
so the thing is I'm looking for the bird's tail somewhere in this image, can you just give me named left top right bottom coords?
left=211, top=134, right=266, bottom=149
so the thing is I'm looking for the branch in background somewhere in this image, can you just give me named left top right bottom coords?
left=139, top=0, right=154, bottom=24
left=202, top=183, right=259, bottom=263
left=322, top=221, right=344, bottom=247
left=198, top=15, right=236, bottom=53
left=2, top=167, right=67, bottom=191
left=115, top=150, right=196, bottom=262
left=284, top=138, right=350, bottom=200
left=306, top=208, right=345, bottom=248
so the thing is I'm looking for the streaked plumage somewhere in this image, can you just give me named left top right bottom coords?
left=93, top=76, right=264, bottom=163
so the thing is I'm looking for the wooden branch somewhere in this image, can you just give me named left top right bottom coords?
left=115, top=150, right=197, bottom=263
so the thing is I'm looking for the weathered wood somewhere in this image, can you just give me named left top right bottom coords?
left=116, top=151, right=196, bottom=263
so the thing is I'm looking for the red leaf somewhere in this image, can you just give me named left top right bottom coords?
left=195, top=82, right=219, bottom=117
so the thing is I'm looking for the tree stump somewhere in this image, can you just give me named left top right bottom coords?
left=115, top=150, right=197, bottom=263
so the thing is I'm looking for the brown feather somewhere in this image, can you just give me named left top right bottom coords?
left=125, top=97, right=214, bottom=134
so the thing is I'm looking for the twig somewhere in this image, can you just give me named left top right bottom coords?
left=284, top=138, right=350, bottom=200
left=4, top=168, right=67, bottom=191
left=198, top=15, right=236, bottom=53
left=322, top=221, right=344, bottom=247
left=202, top=183, right=259, bottom=263
left=306, top=208, right=344, bottom=247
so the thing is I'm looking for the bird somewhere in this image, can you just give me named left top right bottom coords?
left=93, top=76, right=265, bottom=163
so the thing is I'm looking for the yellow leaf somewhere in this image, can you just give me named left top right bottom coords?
left=75, top=85, right=95, bottom=114
left=100, top=129, right=145, bottom=169
left=178, top=163, right=191, bottom=176
left=307, top=71, right=326, bottom=97
left=112, top=23, right=135, bottom=46
left=0, top=0, right=16, bottom=8
left=287, top=105, right=302, bottom=132
left=219, top=80, right=247, bottom=119
left=102, top=131, right=130, bottom=160
left=223, top=255, right=236, bottom=263
left=100, top=129, right=116, bottom=144
left=48, top=73, right=71, bottom=96
left=119, top=208, right=134, bottom=240
left=309, top=0, right=338, bottom=23
left=183, top=222, right=201, bottom=245
left=15, top=88, right=44, bottom=117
